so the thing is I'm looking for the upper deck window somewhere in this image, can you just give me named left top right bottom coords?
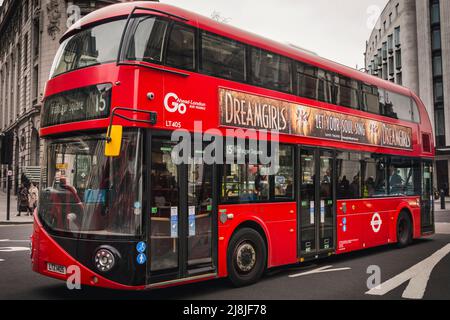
left=166, top=24, right=195, bottom=71
left=200, top=32, right=246, bottom=82
left=251, top=48, right=292, bottom=93
left=126, top=16, right=168, bottom=64
left=50, top=19, right=126, bottom=78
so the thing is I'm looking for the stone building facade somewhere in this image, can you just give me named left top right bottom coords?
left=364, top=0, right=450, bottom=195
left=0, top=0, right=127, bottom=194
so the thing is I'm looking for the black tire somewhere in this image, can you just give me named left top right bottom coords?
left=397, top=211, right=413, bottom=248
left=227, top=228, right=267, bottom=287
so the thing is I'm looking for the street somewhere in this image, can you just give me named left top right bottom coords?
left=1, top=211, right=450, bottom=300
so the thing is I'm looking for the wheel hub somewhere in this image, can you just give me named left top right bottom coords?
left=236, top=242, right=256, bottom=273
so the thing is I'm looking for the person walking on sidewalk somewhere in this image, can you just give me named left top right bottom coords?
left=28, top=182, right=39, bottom=215
left=17, top=182, right=30, bottom=217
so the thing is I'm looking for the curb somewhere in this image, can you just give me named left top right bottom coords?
left=0, top=221, right=33, bottom=226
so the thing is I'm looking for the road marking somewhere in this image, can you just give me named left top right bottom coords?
left=436, top=223, right=450, bottom=235
left=366, top=244, right=450, bottom=300
left=0, top=247, right=30, bottom=252
left=289, top=265, right=351, bottom=278
left=0, top=239, right=29, bottom=242
left=0, top=259, right=4, bottom=262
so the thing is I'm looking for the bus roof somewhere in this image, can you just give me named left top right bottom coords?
left=64, top=2, right=412, bottom=97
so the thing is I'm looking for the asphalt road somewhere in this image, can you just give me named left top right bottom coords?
left=1, top=212, right=450, bottom=300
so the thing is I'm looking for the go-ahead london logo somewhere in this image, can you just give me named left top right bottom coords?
left=164, top=92, right=207, bottom=115
left=371, top=212, right=382, bottom=233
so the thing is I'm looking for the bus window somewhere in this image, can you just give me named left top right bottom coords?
left=274, top=145, right=294, bottom=200
left=51, top=19, right=127, bottom=77
left=251, top=48, right=292, bottom=93
left=362, top=155, right=387, bottom=197
left=388, top=158, right=420, bottom=196
left=200, top=32, right=246, bottom=82
left=222, top=163, right=270, bottom=203
left=411, top=99, right=421, bottom=123
left=297, top=63, right=318, bottom=100
left=336, top=152, right=361, bottom=199
left=361, top=84, right=379, bottom=114
left=126, top=16, right=168, bottom=63
left=337, top=77, right=359, bottom=109
left=386, top=91, right=413, bottom=122
left=166, top=24, right=196, bottom=71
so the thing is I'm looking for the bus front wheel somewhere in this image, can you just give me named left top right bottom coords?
left=397, top=211, right=413, bottom=248
left=227, top=228, right=267, bottom=287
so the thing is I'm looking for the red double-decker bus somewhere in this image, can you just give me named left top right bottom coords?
left=31, top=2, right=435, bottom=290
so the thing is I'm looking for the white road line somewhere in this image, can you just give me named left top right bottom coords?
left=0, top=259, right=4, bottom=262
left=289, top=265, right=351, bottom=278
left=0, top=239, right=29, bottom=242
left=0, top=247, right=30, bottom=252
left=366, top=244, right=450, bottom=300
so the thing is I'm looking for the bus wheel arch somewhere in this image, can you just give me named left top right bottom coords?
left=396, top=208, right=413, bottom=248
left=226, top=221, right=268, bottom=287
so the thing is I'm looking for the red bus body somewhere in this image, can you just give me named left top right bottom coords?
left=32, top=2, right=435, bottom=290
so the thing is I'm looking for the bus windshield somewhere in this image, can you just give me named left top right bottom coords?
left=39, top=130, right=143, bottom=237
left=50, top=19, right=127, bottom=78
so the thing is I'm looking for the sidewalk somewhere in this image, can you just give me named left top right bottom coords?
left=435, top=197, right=450, bottom=212
left=0, top=191, right=33, bottom=225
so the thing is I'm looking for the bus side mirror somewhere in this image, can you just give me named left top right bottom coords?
left=104, top=125, right=123, bottom=157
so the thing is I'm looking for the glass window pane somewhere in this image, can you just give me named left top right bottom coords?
left=166, top=24, right=195, bottom=70
left=433, top=55, right=443, bottom=76
left=389, top=158, right=420, bottom=196
left=337, top=152, right=361, bottom=199
left=274, top=145, right=294, bottom=200
left=362, top=155, right=387, bottom=197
left=187, top=162, right=213, bottom=266
left=432, top=29, right=441, bottom=51
left=52, top=19, right=127, bottom=77
left=384, top=91, right=412, bottom=121
left=251, top=48, right=292, bottom=93
left=201, top=32, right=246, bottom=81
left=126, top=17, right=168, bottom=63
left=150, top=138, right=179, bottom=271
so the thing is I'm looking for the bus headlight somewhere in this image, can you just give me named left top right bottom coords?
left=94, top=248, right=117, bottom=272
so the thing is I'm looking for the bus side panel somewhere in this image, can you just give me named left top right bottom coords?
left=217, top=202, right=297, bottom=277
left=336, top=197, right=421, bottom=254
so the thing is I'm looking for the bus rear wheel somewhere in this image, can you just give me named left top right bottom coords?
left=397, top=211, right=413, bottom=248
left=227, top=228, right=266, bottom=287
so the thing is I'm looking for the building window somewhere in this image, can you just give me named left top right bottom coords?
left=435, top=108, right=446, bottom=147
left=394, top=27, right=400, bottom=46
left=382, top=42, right=387, bottom=60
left=396, top=72, right=402, bottom=85
left=432, top=29, right=441, bottom=51
left=395, top=3, right=400, bottom=17
left=388, top=34, right=393, bottom=53
left=434, top=79, right=444, bottom=103
left=433, top=54, right=443, bottom=76
left=24, top=34, right=28, bottom=69
left=382, top=63, right=388, bottom=80
left=395, top=50, right=402, bottom=69
left=389, top=57, right=394, bottom=75
left=430, top=0, right=441, bottom=25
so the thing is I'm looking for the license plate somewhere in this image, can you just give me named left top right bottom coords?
left=47, top=262, right=67, bottom=275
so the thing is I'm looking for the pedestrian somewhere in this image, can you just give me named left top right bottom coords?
left=17, top=182, right=30, bottom=217
left=28, top=182, right=39, bottom=215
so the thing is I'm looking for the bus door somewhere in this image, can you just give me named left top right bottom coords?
left=421, top=161, right=434, bottom=234
left=147, top=134, right=217, bottom=285
left=298, top=148, right=336, bottom=258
